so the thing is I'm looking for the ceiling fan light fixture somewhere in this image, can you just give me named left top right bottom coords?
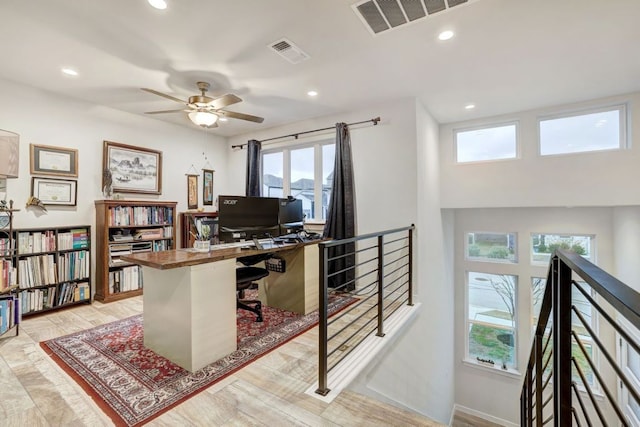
left=188, top=110, right=218, bottom=127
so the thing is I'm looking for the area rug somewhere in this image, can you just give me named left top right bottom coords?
left=40, top=294, right=354, bottom=427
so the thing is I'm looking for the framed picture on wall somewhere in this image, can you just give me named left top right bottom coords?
left=103, top=141, right=162, bottom=194
left=187, top=174, right=198, bottom=209
left=31, top=177, right=77, bottom=206
left=202, top=169, right=214, bottom=206
left=30, top=144, right=78, bottom=177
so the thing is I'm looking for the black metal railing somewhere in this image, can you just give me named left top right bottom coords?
left=521, top=249, right=640, bottom=426
left=315, top=225, right=415, bottom=396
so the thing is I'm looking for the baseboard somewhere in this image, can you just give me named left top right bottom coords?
left=452, top=404, right=518, bottom=427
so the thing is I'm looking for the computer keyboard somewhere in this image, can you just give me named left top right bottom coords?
left=210, top=241, right=255, bottom=250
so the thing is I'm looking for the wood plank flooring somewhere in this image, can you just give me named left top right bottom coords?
left=0, top=297, right=444, bottom=426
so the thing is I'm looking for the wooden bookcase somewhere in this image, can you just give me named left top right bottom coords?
left=179, top=211, right=218, bottom=248
left=95, top=200, right=177, bottom=302
left=14, top=225, right=91, bottom=317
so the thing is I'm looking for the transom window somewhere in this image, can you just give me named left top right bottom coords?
left=466, top=232, right=517, bottom=263
left=454, top=122, right=518, bottom=163
left=530, top=233, right=594, bottom=265
left=262, top=141, right=335, bottom=221
left=539, top=105, right=626, bottom=156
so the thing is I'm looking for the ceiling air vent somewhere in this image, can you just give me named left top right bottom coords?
left=268, top=38, right=310, bottom=64
left=352, top=0, right=472, bottom=36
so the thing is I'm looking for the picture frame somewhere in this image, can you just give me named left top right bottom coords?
left=202, top=169, right=214, bottom=206
left=103, top=141, right=162, bottom=194
left=187, top=174, right=198, bottom=209
left=31, top=177, right=77, bottom=206
left=30, top=144, right=78, bottom=177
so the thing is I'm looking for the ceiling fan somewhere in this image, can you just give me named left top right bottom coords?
left=141, top=81, right=264, bottom=128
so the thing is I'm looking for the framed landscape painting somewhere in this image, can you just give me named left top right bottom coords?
left=103, top=141, right=162, bottom=194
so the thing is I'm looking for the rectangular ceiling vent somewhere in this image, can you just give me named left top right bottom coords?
left=352, top=0, right=473, bottom=36
left=268, top=38, right=310, bottom=64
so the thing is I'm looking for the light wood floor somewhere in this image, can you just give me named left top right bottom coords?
left=0, top=297, right=445, bottom=426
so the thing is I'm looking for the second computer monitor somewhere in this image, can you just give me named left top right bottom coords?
left=279, top=197, right=304, bottom=235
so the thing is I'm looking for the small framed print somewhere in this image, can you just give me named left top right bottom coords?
left=30, top=144, right=78, bottom=177
left=187, top=174, right=198, bottom=209
left=31, top=177, right=77, bottom=206
left=202, top=169, right=214, bottom=206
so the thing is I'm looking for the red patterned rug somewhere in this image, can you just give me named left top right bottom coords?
left=40, top=294, right=354, bottom=427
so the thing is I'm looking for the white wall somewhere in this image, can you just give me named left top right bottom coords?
left=0, top=77, right=229, bottom=289
left=440, top=92, right=640, bottom=208
left=228, top=98, right=455, bottom=423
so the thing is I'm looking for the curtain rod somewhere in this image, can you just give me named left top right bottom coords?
left=231, top=116, right=380, bottom=149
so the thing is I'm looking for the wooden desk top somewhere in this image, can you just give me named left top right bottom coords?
left=120, top=240, right=318, bottom=270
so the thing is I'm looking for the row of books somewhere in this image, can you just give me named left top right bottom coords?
left=18, top=281, right=90, bottom=314
left=16, top=250, right=89, bottom=288
left=0, top=259, right=17, bottom=291
left=57, top=228, right=89, bottom=250
left=109, top=265, right=142, bottom=294
left=0, top=237, right=13, bottom=256
left=17, top=254, right=57, bottom=288
left=58, top=250, right=89, bottom=282
left=17, top=230, right=56, bottom=254
left=0, top=295, right=19, bottom=336
left=108, top=206, right=174, bottom=226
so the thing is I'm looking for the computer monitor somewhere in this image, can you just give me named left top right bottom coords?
left=279, top=197, right=304, bottom=235
left=217, top=195, right=280, bottom=242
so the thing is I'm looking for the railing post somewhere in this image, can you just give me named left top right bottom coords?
left=534, top=333, right=542, bottom=426
left=315, top=242, right=330, bottom=396
left=553, top=254, right=572, bottom=426
left=407, top=226, right=414, bottom=306
left=376, top=235, right=385, bottom=337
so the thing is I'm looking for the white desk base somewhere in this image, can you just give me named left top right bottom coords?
left=142, top=259, right=237, bottom=372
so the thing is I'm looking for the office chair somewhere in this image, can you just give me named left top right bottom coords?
left=235, top=254, right=271, bottom=322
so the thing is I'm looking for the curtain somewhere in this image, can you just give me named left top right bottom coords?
left=245, top=139, right=261, bottom=197
left=323, top=123, right=356, bottom=291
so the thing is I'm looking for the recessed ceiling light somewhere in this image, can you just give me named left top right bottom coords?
left=438, top=30, right=454, bottom=41
left=61, top=67, right=78, bottom=77
left=148, top=0, right=167, bottom=10
left=307, top=90, right=318, bottom=97
left=465, top=104, right=475, bottom=110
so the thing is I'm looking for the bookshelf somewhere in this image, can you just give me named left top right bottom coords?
left=179, top=211, right=218, bottom=248
left=95, top=200, right=177, bottom=302
left=14, top=225, right=91, bottom=317
left=0, top=202, right=19, bottom=337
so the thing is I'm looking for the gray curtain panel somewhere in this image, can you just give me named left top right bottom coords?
left=323, top=123, right=356, bottom=290
left=245, top=139, right=262, bottom=197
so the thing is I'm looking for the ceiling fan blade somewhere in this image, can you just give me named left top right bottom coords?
left=141, top=88, right=186, bottom=104
left=144, top=109, right=186, bottom=115
left=209, top=94, right=242, bottom=110
left=219, top=110, right=265, bottom=123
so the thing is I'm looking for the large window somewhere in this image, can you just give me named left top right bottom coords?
left=262, top=141, right=334, bottom=221
left=467, top=272, right=518, bottom=370
left=455, top=122, right=518, bottom=163
left=539, top=105, right=626, bottom=156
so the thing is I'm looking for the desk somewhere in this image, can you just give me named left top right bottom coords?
left=121, top=241, right=319, bottom=372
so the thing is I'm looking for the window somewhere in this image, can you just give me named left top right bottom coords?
left=455, top=122, right=518, bottom=163
left=467, top=272, right=518, bottom=370
left=531, top=278, right=596, bottom=386
left=466, top=232, right=517, bottom=263
left=539, top=105, right=626, bottom=156
left=262, top=141, right=334, bottom=221
left=620, top=319, right=640, bottom=426
left=530, top=233, right=593, bottom=265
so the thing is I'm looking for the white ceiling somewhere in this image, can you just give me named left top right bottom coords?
left=1, top=0, right=639, bottom=137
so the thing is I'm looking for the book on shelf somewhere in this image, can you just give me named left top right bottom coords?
left=133, top=228, right=164, bottom=240
left=1, top=259, right=17, bottom=292
left=0, top=294, right=19, bottom=335
left=17, top=230, right=56, bottom=254
left=108, top=266, right=142, bottom=294
left=58, top=228, right=89, bottom=250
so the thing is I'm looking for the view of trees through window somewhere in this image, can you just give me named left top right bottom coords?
left=467, top=272, right=517, bottom=370
left=531, top=233, right=592, bottom=264
left=466, top=232, right=517, bottom=263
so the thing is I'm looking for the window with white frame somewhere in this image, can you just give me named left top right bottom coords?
left=262, top=141, right=335, bottom=221
left=531, top=278, right=597, bottom=387
left=467, top=272, right=518, bottom=370
left=530, top=233, right=594, bottom=265
left=539, top=105, right=626, bottom=156
left=466, top=232, right=517, bottom=263
left=455, top=122, right=518, bottom=163
left=619, top=318, right=640, bottom=426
